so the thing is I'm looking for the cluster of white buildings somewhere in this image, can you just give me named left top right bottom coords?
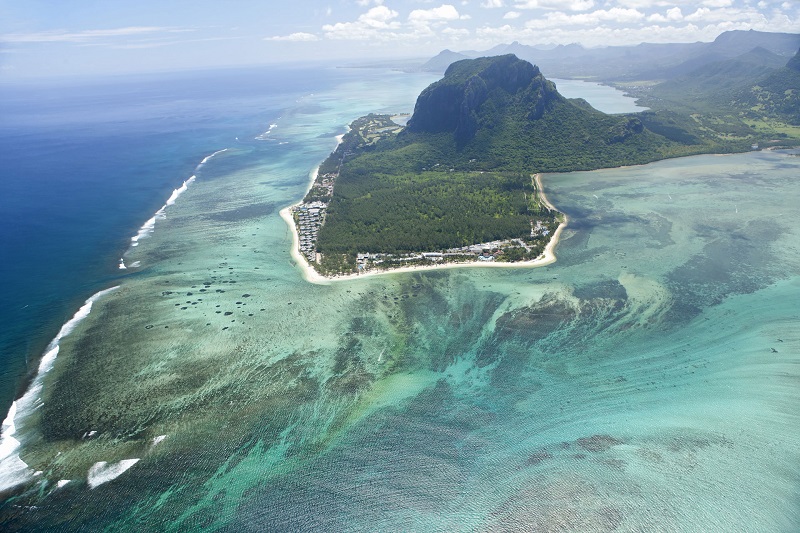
left=293, top=201, right=327, bottom=263
left=531, top=220, right=550, bottom=238
left=315, top=173, right=336, bottom=196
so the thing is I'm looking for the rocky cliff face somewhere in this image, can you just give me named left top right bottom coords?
left=405, top=54, right=561, bottom=145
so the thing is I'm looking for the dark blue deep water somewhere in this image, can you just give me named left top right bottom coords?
left=0, top=66, right=355, bottom=411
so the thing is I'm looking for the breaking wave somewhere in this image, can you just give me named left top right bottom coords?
left=0, top=286, right=119, bottom=493
left=121, top=148, right=228, bottom=270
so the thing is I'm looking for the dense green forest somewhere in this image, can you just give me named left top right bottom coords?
left=320, top=171, right=537, bottom=254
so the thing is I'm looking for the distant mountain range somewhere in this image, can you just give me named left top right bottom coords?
left=418, top=30, right=800, bottom=82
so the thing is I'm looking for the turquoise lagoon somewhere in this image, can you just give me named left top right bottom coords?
left=0, top=69, right=798, bottom=531
left=550, top=78, right=647, bottom=114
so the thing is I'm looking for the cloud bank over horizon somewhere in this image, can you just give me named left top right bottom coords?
left=1, top=0, right=797, bottom=78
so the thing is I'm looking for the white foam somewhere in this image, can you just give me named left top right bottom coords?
left=255, top=123, right=279, bottom=140
left=56, top=479, right=70, bottom=488
left=37, top=346, right=59, bottom=375
left=165, top=175, right=195, bottom=207
left=0, top=286, right=119, bottom=493
left=198, top=148, right=227, bottom=167
left=2, top=400, right=17, bottom=437
left=152, top=435, right=167, bottom=447
left=127, top=149, right=227, bottom=248
left=87, top=459, right=140, bottom=489
left=118, top=258, right=127, bottom=270
left=130, top=213, right=159, bottom=246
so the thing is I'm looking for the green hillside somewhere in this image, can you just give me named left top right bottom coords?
left=302, top=55, right=714, bottom=275
left=734, top=48, right=800, bottom=124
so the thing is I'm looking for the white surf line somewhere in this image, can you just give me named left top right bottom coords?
left=121, top=148, right=228, bottom=267
left=87, top=459, right=140, bottom=489
left=0, top=286, right=120, bottom=493
left=255, top=122, right=279, bottom=141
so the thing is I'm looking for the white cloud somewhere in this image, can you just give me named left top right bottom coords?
left=475, top=24, right=519, bottom=40
left=1, top=26, right=185, bottom=43
left=442, top=27, right=471, bottom=38
left=481, top=0, right=505, bottom=7
left=702, top=0, right=733, bottom=7
left=284, top=0, right=798, bottom=51
left=471, top=7, right=799, bottom=51
left=685, top=7, right=711, bottom=22
left=266, top=32, right=320, bottom=42
left=648, top=6, right=683, bottom=22
left=322, top=5, right=401, bottom=40
left=356, top=0, right=384, bottom=6
left=666, top=6, right=684, bottom=20
left=515, top=0, right=595, bottom=11
left=682, top=6, right=772, bottom=23
left=321, top=4, right=469, bottom=42
left=524, top=7, right=645, bottom=29
left=408, top=5, right=463, bottom=25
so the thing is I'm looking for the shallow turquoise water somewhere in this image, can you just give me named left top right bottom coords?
left=550, top=78, right=647, bottom=114
left=0, top=68, right=798, bottom=531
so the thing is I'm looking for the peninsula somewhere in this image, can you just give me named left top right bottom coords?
left=286, top=51, right=800, bottom=279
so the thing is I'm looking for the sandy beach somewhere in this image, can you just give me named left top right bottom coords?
left=282, top=172, right=568, bottom=284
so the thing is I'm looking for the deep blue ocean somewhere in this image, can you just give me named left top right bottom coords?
left=0, top=65, right=358, bottom=411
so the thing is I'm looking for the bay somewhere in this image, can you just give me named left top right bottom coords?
left=550, top=78, right=647, bottom=114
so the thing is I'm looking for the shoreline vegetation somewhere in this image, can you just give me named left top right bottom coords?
left=281, top=168, right=568, bottom=284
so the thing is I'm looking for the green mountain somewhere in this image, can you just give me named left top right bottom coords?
left=735, top=48, right=800, bottom=124
left=418, top=49, right=469, bottom=73
left=304, top=55, right=716, bottom=274
left=388, top=54, right=696, bottom=172
left=651, top=47, right=787, bottom=108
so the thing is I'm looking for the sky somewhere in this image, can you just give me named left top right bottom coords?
left=1, top=0, right=798, bottom=79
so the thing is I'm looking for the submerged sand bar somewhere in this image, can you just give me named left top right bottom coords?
left=281, top=172, right=568, bottom=284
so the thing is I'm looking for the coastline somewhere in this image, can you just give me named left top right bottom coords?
left=282, top=170, right=568, bottom=284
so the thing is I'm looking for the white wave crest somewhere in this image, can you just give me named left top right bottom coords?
left=87, top=459, right=140, bottom=489
left=255, top=123, right=279, bottom=141
left=198, top=148, right=227, bottom=166
left=0, top=286, right=119, bottom=493
left=127, top=148, right=226, bottom=248
left=165, top=175, right=195, bottom=207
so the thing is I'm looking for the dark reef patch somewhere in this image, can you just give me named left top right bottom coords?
left=572, top=279, right=628, bottom=301
left=576, top=434, right=623, bottom=452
